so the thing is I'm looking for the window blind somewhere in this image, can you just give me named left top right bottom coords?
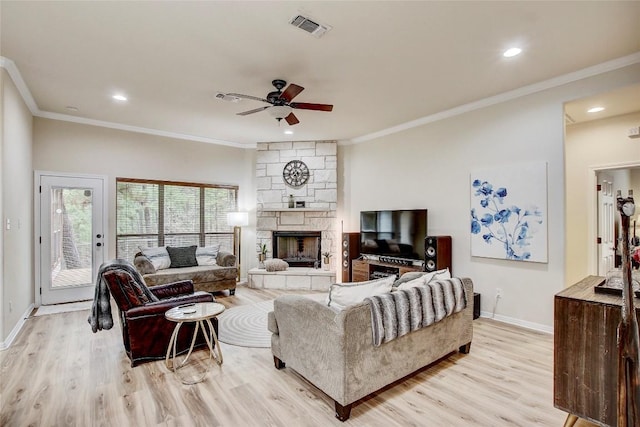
left=116, top=178, right=238, bottom=260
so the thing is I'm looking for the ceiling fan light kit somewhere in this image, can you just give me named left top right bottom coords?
left=268, top=105, right=293, bottom=120
left=229, top=79, right=333, bottom=126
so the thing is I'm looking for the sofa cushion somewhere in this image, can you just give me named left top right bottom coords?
left=167, top=245, right=198, bottom=268
left=196, top=245, right=220, bottom=266
left=143, top=265, right=237, bottom=287
left=139, top=246, right=171, bottom=270
left=327, top=275, right=395, bottom=310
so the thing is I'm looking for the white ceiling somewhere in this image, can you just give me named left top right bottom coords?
left=2, top=1, right=640, bottom=147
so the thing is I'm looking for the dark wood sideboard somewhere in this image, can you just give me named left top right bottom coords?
left=554, top=275, right=640, bottom=427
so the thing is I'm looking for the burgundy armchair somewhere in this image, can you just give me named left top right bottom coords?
left=102, top=263, right=217, bottom=367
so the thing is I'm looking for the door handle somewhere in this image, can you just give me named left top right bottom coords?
left=96, top=234, right=102, bottom=238
left=96, top=242, right=102, bottom=247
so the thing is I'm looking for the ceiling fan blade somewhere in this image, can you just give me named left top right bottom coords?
left=236, top=106, right=270, bottom=116
left=280, top=84, right=304, bottom=102
left=284, top=112, right=300, bottom=126
left=227, top=93, right=270, bottom=104
left=290, top=102, right=333, bottom=112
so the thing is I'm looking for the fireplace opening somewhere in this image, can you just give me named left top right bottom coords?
left=273, top=231, right=321, bottom=268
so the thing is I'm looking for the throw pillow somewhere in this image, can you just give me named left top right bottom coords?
left=167, top=245, right=198, bottom=268
left=396, top=275, right=430, bottom=291
left=139, top=246, right=171, bottom=270
left=196, top=245, right=220, bottom=266
left=327, top=275, right=395, bottom=310
left=133, top=255, right=156, bottom=275
left=430, top=268, right=451, bottom=282
left=394, top=271, right=433, bottom=288
left=264, top=258, right=289, bottom=272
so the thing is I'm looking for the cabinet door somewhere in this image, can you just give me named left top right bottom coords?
left=352, top=260, right=369, bottom=282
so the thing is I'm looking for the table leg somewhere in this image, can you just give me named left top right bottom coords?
left=563, top=414, right=578, bottom=427
left=176, top=321, right=201, bottom=369
left=204, top=317, right=223, bottom=365
left=165, top=322, right=183, bottom=370
left=165, top=317, right=223, bottom=385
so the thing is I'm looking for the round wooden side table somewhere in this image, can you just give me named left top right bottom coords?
left=164, top=302, right=225, bottom=384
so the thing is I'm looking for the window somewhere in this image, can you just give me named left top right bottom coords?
left=116, top=178, right=238, bottom=260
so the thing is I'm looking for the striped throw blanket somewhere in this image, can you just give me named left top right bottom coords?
left=365, top=278, right=467, bottom=347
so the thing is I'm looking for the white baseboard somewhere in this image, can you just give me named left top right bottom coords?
left=479, top=310, right=553, bottom=334
left=0, top=303, right=34, bottom=351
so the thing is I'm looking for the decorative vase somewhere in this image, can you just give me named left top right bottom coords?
left=258, top=253, right=266, bottom=268
left=288, top=194, right=295, bottom=208
left=323, top=258, right=330, bottom=271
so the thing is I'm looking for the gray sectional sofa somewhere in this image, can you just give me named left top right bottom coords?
left=268, top=277, right=474, bottom=421
left=133, top=250, right=238, bottom=294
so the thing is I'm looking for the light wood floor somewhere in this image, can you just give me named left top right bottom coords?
left=1, top=285, right=597, bottom=427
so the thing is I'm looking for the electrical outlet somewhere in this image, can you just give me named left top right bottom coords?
left=496, top=288, right=503, bottom=299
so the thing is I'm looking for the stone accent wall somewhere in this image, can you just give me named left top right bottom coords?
left=256, top=141, right=338, bottom=266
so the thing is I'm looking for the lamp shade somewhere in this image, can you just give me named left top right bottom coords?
left=227, top=211, right=249, bottom=227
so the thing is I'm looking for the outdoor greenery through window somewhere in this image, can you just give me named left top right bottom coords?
left=116, top=178, right=238, bottom=261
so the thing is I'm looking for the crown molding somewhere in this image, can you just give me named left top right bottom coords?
left=4, top=52, right=639, bottom=149
left=0, top=56, right=40, bottom=113
left=348, top=51, right=640, bottom=144
left=35, top=110, right=252, bottom=148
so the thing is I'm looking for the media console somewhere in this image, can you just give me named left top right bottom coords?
left=352, top=258, right=423, bottom=282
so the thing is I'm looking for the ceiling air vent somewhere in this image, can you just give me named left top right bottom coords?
left=290, top=14, right=331, bottom=38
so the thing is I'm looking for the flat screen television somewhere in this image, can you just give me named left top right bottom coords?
left=360, top=209, right=428, bottom=262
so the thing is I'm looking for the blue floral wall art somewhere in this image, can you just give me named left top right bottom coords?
left=470, top=162, right=548, bottom=263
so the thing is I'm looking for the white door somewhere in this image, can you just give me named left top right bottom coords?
left=37, top=173, right=106, bottom=305
left=597, top=173, right=615, bottom=275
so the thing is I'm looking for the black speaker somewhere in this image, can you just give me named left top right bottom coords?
left=341, top=233, right=360, bottom=282
left=424, top=236, right=452, bottom=273
left=473, top=293, right=481, bottom=320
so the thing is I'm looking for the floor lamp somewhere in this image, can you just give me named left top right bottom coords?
left=227, top=212, right=249, bottom=282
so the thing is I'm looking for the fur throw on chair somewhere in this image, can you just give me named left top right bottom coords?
left=88, top=259, right=158, bottom=333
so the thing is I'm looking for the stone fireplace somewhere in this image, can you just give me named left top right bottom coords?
left=250, top=140, right=338, bottom=290
left=273, top=231, right=321, bottom=267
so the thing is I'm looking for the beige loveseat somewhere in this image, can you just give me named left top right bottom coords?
left=268, top=277, right=474, bottom=421
left=133, top=250, right=238, bottom=295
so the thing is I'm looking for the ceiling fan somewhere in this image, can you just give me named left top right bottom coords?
left=228, top=79, right=333, bottom=125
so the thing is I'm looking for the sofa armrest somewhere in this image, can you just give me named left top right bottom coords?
left=217, top=251, right=236, bottom=267
left=271, top=295, right=368, bottom=404
left=125, top=291, right=213, bottom=319
left=149, top=280, right=194, bottom=299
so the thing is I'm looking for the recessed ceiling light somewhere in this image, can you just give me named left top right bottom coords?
left=587, top=106, right=605, bottom=113
left=284, top=130, right=294, bottom=135
left=503, top=47, right=522, bottom=58
left=112, top=94, right=128, bottom=101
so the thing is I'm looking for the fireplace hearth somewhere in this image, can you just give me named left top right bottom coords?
left=273, top=231, right=322, bottom=268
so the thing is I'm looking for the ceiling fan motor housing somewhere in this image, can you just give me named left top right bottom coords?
left=272, top=79, right=287, bottom=91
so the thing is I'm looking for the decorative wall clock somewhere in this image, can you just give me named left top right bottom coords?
left=283, top=160, right=309, bottom=188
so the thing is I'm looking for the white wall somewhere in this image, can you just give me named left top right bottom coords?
left=340, top=63, right=640, bottom=331
left=1, top=69, right=34, bottom=344
left=32, top=118, right=257, bottom=276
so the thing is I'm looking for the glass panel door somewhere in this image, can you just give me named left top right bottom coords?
left=39, top=174, right=105, bottom=305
